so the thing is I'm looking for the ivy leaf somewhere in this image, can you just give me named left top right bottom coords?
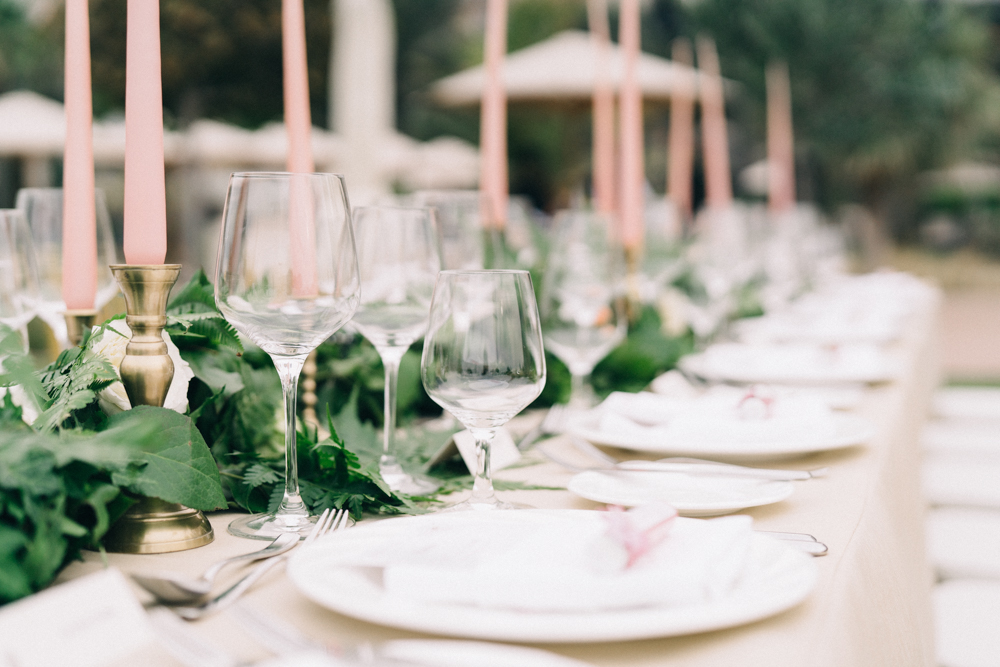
left=106, top=406, right=228, bottom=511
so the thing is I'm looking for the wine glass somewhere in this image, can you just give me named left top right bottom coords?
left=0, top=209, right=41, bottom=347
left=410, top=190, right=502, bottom=269
left=215, top=172, right=360, bottom=539
left=421, top=270, right=546, bottom=509
left=15, top=187, right=119, bottom=346
left=540, top=210, right=626, bottom=408
left=351, top=206, right=441, bottom=495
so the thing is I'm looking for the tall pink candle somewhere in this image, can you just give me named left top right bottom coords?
left=283, top=0, right=314, bottom=174
left=587, top=0, right=615, bottom=216
left=62, top=0, right=97, bottom=308
left=696, top=36, right=732, bottom=210
left=666, top=38, right=695, bottom=221
left=617, top=0, right=644, bottom=250
left=282, top=0, right=318, bottom=297
left=123, top=0, right=167, bottom=265
left=480, top=0, right=508, bottom=230
left=766, top=60, right=796, bottom=214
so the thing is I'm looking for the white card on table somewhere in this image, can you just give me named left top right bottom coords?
left=453, top=427, right=521, bottom=474
left=0, top=568, right=157, bottom=667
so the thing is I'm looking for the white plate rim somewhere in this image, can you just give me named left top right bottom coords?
left=287, top=510, right=818, bottom=643
left=568, top=412, right=874, bottom=462
left=678, top=351, right=900, bottom=385
left=566, top=470, right=794, bottom=516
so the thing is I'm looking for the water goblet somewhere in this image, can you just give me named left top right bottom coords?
left=215, top=172, right=360, bottom=539
left=540, top=210, right=626, bottom=408
left=15, top=187, right=119, bottom=346
left=351, top=206, right=441, bottom=495
left=421, top=270, right=546, bottom=510
left=0, top=209, right=41, bottom=346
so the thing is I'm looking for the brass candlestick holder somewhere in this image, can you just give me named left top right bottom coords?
left=101, top=264, right=214, bottom=554
left=64, top=309, right=97, bottom=347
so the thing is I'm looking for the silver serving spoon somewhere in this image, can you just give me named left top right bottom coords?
left=132, top=531, right=300, bottom=603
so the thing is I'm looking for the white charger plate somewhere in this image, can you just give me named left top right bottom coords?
left=287, top=510, right=817, bottom=643
left=567, top=469, right=794, bottom=516
left=569, top=413, right=874, bottom=462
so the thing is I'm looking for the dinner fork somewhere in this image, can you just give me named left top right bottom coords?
left=171, top=509, right=349, bottom=621
left=517, top=403, right=572, bottom=451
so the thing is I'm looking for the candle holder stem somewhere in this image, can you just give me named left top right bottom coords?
left=101, top=264, right=213, bottom=554
left=63, top=309, right=97, bottom=347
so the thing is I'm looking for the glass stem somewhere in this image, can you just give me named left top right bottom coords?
left=468, top=427, right=497, bottom=505
left=378, top=347, right=407, bottom=466
left=273, top=354, right=308, bottom=524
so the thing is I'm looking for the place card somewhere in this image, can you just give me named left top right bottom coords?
left=0, top=568, right=158, bottom=667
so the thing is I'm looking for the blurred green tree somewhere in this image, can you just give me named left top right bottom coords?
left=0, top=1, right=61, bottom=98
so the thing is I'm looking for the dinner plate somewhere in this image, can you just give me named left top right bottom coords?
left=567, top=469, right=794, bottom=516
left=569, top=413, right=874, bottom=462
left=678, top=345, right=901, bottom=385
left=287, top=510, right=817, bottom=643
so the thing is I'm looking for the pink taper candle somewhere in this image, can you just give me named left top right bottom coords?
left=282, top=0, right=318, bottom=296
left=62, top=0, right=97, bottom=308
left=617, top=0, right=644, bottom=250
left=123, top=0, right=167, bottom=265
left=696, top=36, right=732, bottom=210
left=283, top=0, right=314, bottom=174
left=480, top=0, right=508, bottom=229
left=587, top=0, right=615, bottom=216
left=766, top=60, right=796, bottom=214
left=666, top=38, right=695, bottom=221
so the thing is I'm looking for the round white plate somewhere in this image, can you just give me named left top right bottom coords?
left=377, top=640, right=595, bottom=667
left=287, top=510, right=817, bottom=643
left=679, top=348, right=900, bottom=385
left=567, top=469, right=794, bottom=516
left=569, top=413, right=874, bottom=462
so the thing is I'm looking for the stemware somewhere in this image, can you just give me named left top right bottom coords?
left=215, top=172, right=360, bottom=539
left=540, top=210, right=626, bottom=408
left=15, top=187, right=119, bottom=346
left=351, top=206, right=441, bottom=495
left=410, top=190, right=504, bottom=269
left=421, top=270, right=546, bottom=509
left=0, top=209, right=41, bottom=344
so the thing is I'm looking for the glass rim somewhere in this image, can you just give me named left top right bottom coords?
left=438, top=269, right=530, bottom=276
left=229, top=171, right=347, bottom=180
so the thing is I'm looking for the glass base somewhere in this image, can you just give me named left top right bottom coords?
left=380, top=461, right=439, bottom=496
left=227, top=512, right=317, bottom=541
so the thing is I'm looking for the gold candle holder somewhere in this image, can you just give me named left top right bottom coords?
left=102, top=264, right=214, bottom=554
left=63, top=309, right=97, bottom=347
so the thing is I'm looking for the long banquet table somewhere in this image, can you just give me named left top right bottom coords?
left=56, top=293, right=941, bottom=667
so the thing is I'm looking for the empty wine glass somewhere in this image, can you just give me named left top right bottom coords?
left=540, top=210, right=626, bottom=408
left=351, top=206, right=441, bottom=495
left=15, top=187, right=119, bottom=346
left=421, top=270, right=546, bottom=510
left=215, top=172, right=360, bottom=539
left=0, top=209, right=41, bottom=346
left=410, top=190, right=503, bottom=269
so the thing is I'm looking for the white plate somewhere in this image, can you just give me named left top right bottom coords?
left=679, top=346, right=901, bottom=385
left=567, top=470, right=794, bottom=516
left=569, top=413, right=874, bottom=462
left=287, top=511, right=817, bottom=643
left=378, top=640, right=595, bottom=667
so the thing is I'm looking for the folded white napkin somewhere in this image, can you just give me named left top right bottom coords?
left=381, top=511, right=753, bottom=612
left=693, top=342, right=899, bottom=383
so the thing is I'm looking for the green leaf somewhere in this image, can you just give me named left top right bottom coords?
left=34, top=348, right=118, bottom=433
left=0, top=326, right=46, bottom=412
left=243, top=462, right=281, bottom=487
left=106, top=407, right=228, bottom=511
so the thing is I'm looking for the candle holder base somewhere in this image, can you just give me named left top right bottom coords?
left=104, top=264, right=213, bottom=553
left=64, top=309, right=97, bottom=347
left=103, top=497, right=214, bottom=554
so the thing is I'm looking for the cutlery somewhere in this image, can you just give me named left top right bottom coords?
left=171, top=509, right=349, bottom=620
left=757, top=530, right=829, bottom=556
left=132, top=532, right=300, bottom=604
left=517, top=404, right=572, bottom=451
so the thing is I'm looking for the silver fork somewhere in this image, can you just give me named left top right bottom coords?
left=517, top=404, right=572, bottom=451
left=171, top=509, right=350, bottom=621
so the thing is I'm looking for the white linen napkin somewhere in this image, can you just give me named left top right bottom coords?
left=380, top=511, right=753, bottom=612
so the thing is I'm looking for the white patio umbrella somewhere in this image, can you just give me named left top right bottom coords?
left=430, top=30, right=705, bottom=106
